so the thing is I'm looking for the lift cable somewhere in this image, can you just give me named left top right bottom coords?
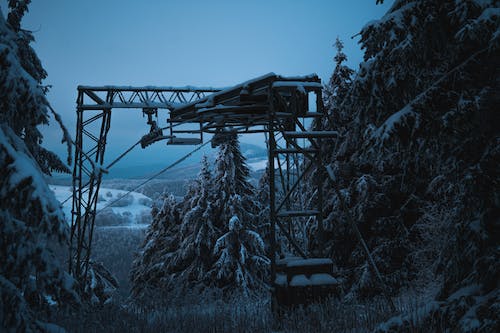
left=104, top=117, right=197, bottom=171
left=105, top=140, right=141, bottom=171
left=59, top=138, right=143, bottom=205
left=61, top=119, right=255, bottom=207
left=94, top=138, right=212, bottom=215
left=59, top=117, right=200, bottom=205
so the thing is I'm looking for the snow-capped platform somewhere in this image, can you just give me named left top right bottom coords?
left=289, top=273, right=338, bottom=287
left=273, top=256, right=339, bottom=307
left=169, top=72, right=322, bottom=134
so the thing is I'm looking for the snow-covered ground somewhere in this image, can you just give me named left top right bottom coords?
left=247, top=157, right=268, bottom=171
left=247, top=157, right=296, bottom=172
left=50, top=185, right=152, bottom=228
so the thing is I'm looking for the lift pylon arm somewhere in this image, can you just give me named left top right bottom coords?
left=77, top=86, right=221, bottom=111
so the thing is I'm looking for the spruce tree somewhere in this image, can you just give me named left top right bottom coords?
left=176, top=156, right=218, bottom=284
left=209, top=216, right=269, bottom=295
left=130, top=193, right=180, bottom=301
left=321, top=37, right=355, bottom=131
left=1, top=1, right=71, bottom=174
left=207, top=134, right=268, bottom=294
left=0, top=3, right=78, bottom=331
left=212, top=133, right=258, bottom=228
left=131, top=135, right=269, bottom=301
left=131, top=155, right=219, bottom=301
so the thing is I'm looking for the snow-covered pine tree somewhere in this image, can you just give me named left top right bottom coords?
left=307, top=0, right=499, bottom=330
left=175, top=155, right=218, bottom=284
left=130, top=192, right=180, bottom=301
left=0, top=3, right=78, bottom=331
left=254, top=166, right=272, bottom=255
left=205, top=133, right=268, bottom=294
left=209, top=216, right=269, bottom=295
left=131, top=155, right=219, bottom=301
left=1, top=1, right=71, bottom=174
left=320, top=37, right=355, bottom=131
left=131, top=135, right=269, bottom=302
left=212, top=132, right=259, bottom=229
left=304, top=37, right=355, bottom=257
left=151, top=192, right=179, bottom=232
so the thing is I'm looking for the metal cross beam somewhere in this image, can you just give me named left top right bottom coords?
left=77, top=85, right=221, bottom=110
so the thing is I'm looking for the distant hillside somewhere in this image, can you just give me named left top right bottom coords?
left=50, top=142, right=267, bottom=182
left=48, top=142, right=267, bottom=198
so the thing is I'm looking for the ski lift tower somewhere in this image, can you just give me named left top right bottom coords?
left=70, top=85, right=220, bottom=281
left=71, top=73, right=339, bottom=306
left=170, top=73, right=340, bottom=307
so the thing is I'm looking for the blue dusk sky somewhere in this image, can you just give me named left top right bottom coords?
left=0, top=0, right=393, bottom=174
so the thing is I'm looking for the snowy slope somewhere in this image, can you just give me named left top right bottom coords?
left=50, top=185, right=152, bottom=228
left=247, top=157, right=268, bottom=171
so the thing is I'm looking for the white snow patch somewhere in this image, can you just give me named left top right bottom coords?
left=49, top=185, right=152, bottom=227
left=35, top=322, right=67, bottom=333
left=448, top=284, right=481, bottom=301
left=247, top=158, right=268, bottom=171
left=275, top=274, right=287, bottom=286
left=271, top=81, right=322, bottom=93
left=376, top=301, right=441, bottom=332
left=286, top=258, right=333, bottom=267
left=362, top=1, right=417, bottom=32
left=44, top=295, right=57, bottom=306
left=276, top=256, right=303, bottom=266
left=355, top=175, right=371, bottom=196
left=309, top=273, right=338, bottom=285
left=478, top=7, right=500, bottom=21
left=373, top=105, right=419, bottom=142
left=376, top=315, right=404, bottom=332
left=289, top=274, right=310, bottom=287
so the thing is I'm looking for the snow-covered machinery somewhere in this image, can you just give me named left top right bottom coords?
left=140, top=107, right=170, bottom=148
left=71, top=73, right=338, bottom=308
left=275, top=257, right=340, bottom=307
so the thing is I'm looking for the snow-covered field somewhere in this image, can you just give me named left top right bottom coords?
left=50, top=185, right=152, bottom=228
left=247, top=157, right=267, bottom=171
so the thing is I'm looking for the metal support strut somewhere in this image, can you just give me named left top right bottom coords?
left=69, top=86, right=219, bottom=284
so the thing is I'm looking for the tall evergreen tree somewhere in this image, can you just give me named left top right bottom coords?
left=131, top=135, right=269, bottom=302
left=1, top=1, right=71, bottom=174
left=212, top=133, right=258, bottom=229
left=307, top=0, right=499, bottom=330
left=305, top=37, right=355, bottom=256
left=209, top=216, right=269, bottom=295
left=321, top=37, right=355, bottom=130
left=0, top=4, right=77, bottom=331
left=130, top=193, right=180, bottom=300
left=176, top=156, right=218, bottom=284
left=130, top=156, right=216, bottom=301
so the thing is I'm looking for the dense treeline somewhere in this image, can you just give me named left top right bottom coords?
left=307, top=0, right=499, bottom=330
